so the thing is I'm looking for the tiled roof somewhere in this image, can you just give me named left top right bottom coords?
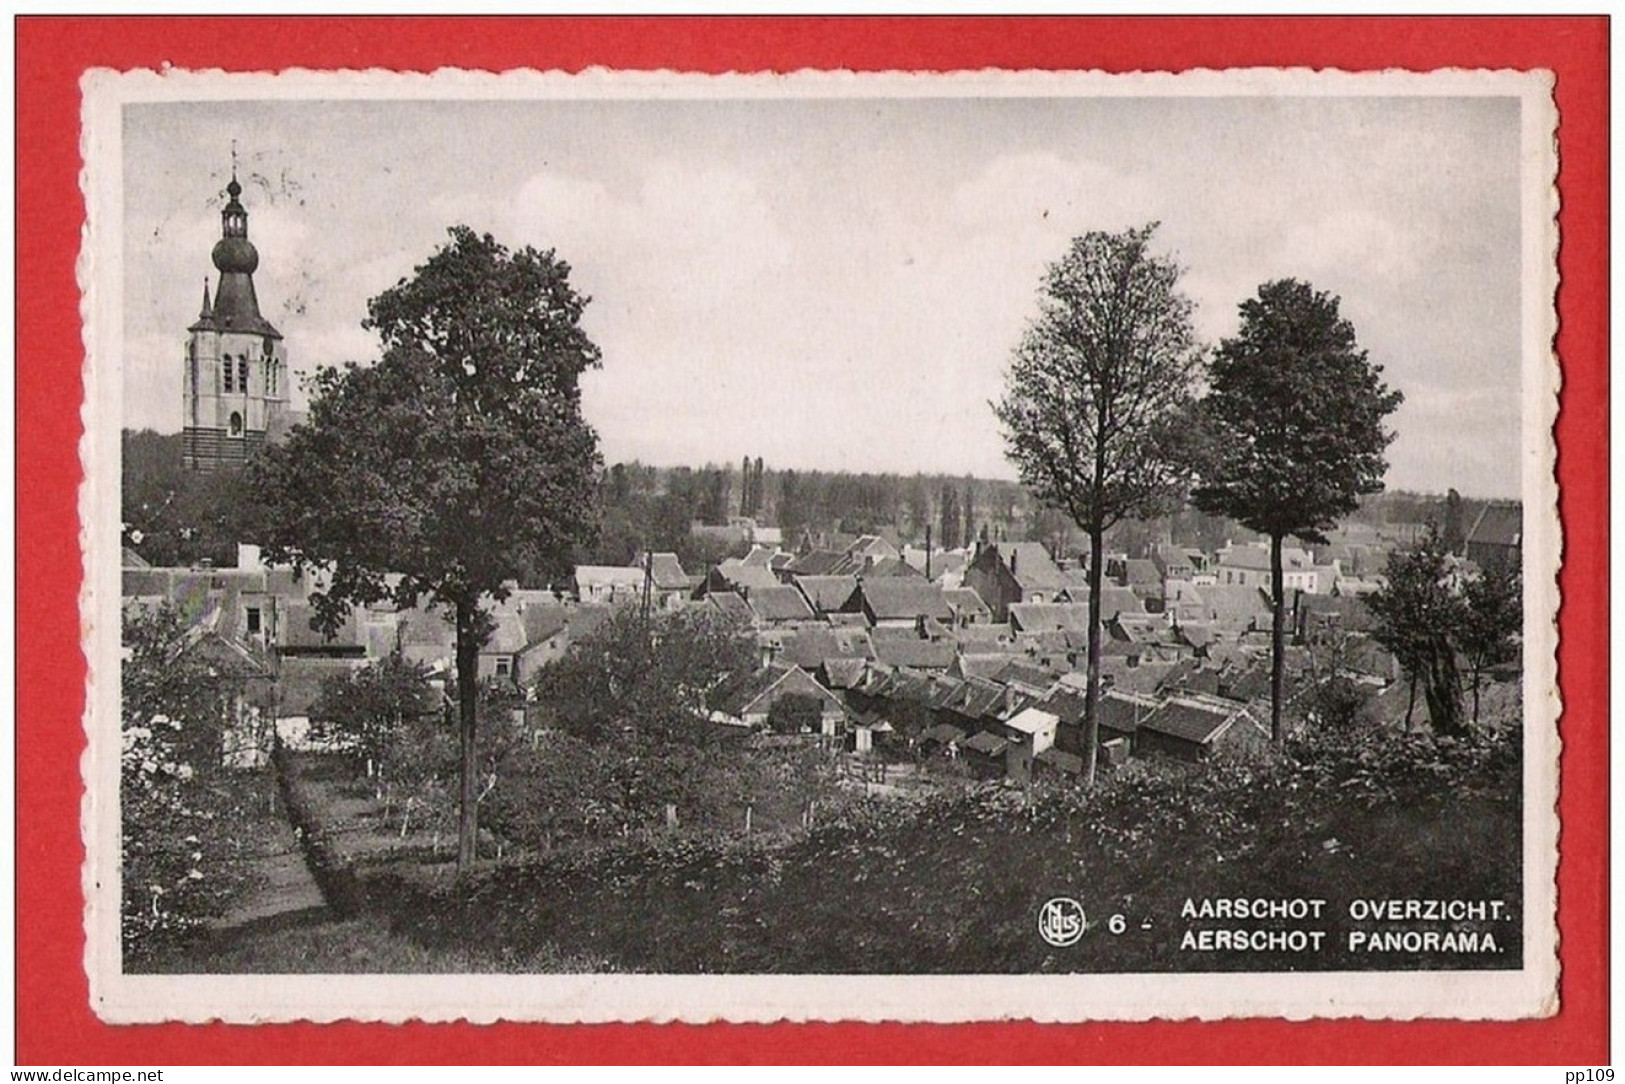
left=821, top=656, right=869, bottom=689
left=1099, top=658, right=1179, bottom=695
left=1467, top=502, right=1522, bottom=548
left=520, top=605, right=572, bottom=646
left=574, top=565, right=644, bottom=589
left=992, top=658, right=1059, bottom=693
left=870, top=636, right=957, bottom=670
left=943, top=587, right=991, bottom=618
left=962, top=731, right=1009, bottom=757
left=483, top=611, right=528, bottom=655
left=990, top=542, right=1067, bottom=591
left=1096, top=586, right=1145, bottom=620
left=779, top=626, right=874, bottom=669
left=715, top=564, right=781, bottom=592
left=718, top=663, right=842, bottom=718
left=1123, top=558, right=1161, bottom=586
left=787, top=550, right=847, bottom=576
left=733, top=546, right=776, bottom=569
left=793, top=575, right=860, bottom=613
left=647, top=553, right=688, bottom=590
left=852, top=580, right=954, bottom=622
left=1200, top=585, right=1273, bottom=626
left=748, top=585, right=815, bottom=623
left=1140, top=697, right=1242, bottom=744
left=1097, top=689, right=1162, bottom=734
left=1008, top=602, right=1092, bottom=633
left=280, top=601, right=366, bottom=650
left=953, top=622, right=1012, bottom=647
left=707, top=592, right=754, bottom=623
left=1042, top=687, right=1087, bottom=726
left=863, top=555, right=924, bottom=578
left=954, top=653, right=1019, bottom=682
left=1005, top=707, right=1059, bottom=736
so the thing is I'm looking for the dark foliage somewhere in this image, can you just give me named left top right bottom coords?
left=252, top=226, right=602, bottom=871
left=1192, top=279, right=1403, bottom=741
left=994, top=224, right=1202, bottom=782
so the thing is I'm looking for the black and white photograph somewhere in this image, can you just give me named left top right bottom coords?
left=82, top=67, right=1559, bottom=1023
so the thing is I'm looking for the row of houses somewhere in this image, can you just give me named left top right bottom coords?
left=706, top=647, right=1273, bottom=780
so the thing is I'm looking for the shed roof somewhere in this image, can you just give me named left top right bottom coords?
left=1139, top=696, right=1245, bottom=744
left=962, top=731, right=1009, bottom=757
left=1005, top=706, right=1059, bottom=736
left=1097, top=689, right=1163, bottom=734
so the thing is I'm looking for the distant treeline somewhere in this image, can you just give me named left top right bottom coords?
left=119, top=430, right=1498, bottom=575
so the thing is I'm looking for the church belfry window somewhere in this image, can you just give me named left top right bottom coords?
left=238, top=358, right=249, bottom=393
left=222, top=356, right=234, bottom=392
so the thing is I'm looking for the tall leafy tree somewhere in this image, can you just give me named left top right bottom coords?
left=1192, top=279, right=1403, bottom=743
left=1441, top=487, right=1467, bottom=554
left=1459, top=564, right=1522, bottom=727
left=938, top=485, right=961, bottom=551
left=955, top=481, right=968, bottom=552
left=1367, top=530, right=1468, bottom=735
left=252, top=226, right=602, bottom=873
left=309, top=651, right=441, bottom=779
left=994, top=223, right=1201, bottom=783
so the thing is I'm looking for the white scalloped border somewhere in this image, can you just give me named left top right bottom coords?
left=77, top=64, right=1562, bottom=1026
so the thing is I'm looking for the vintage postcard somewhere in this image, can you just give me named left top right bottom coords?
left=80, top=66, right=1560, bottom=1024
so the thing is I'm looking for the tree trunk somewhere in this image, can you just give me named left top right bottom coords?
left=1404, top=672, right=1418, bottom=730
left=1470, top=664, right=1482, bottom=728
left=1424, top=645, right=1465, bottom=738
left=1081, top=527, right=1104, bottom=785
left=454, top=599, right=481, bottom=875
left=1269, top=532, right=1286, bottom=744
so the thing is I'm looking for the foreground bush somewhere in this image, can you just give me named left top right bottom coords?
left=370, top=720, right=1521, bottom=973
left=122, top=604, right=269, bottom=966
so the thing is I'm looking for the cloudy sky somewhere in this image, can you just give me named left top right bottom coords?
left=121, top=87, right=1527, bottom=498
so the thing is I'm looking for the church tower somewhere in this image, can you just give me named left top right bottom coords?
left=182, top=171, right=290, bottom=471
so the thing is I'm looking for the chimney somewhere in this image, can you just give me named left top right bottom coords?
left=1009, top=548, right=1018, bottom=575
left=925, top=524, right=933, bottom=582
left=916, top=614, right=927, bottom=638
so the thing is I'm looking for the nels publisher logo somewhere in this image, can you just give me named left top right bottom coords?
left=1039, top=897, right=1086, bottom=947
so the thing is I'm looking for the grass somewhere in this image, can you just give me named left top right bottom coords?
left=160, top=912, right=610, bottom=974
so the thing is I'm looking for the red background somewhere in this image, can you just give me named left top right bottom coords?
left=15, top=16, right=1608, bottom=1064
